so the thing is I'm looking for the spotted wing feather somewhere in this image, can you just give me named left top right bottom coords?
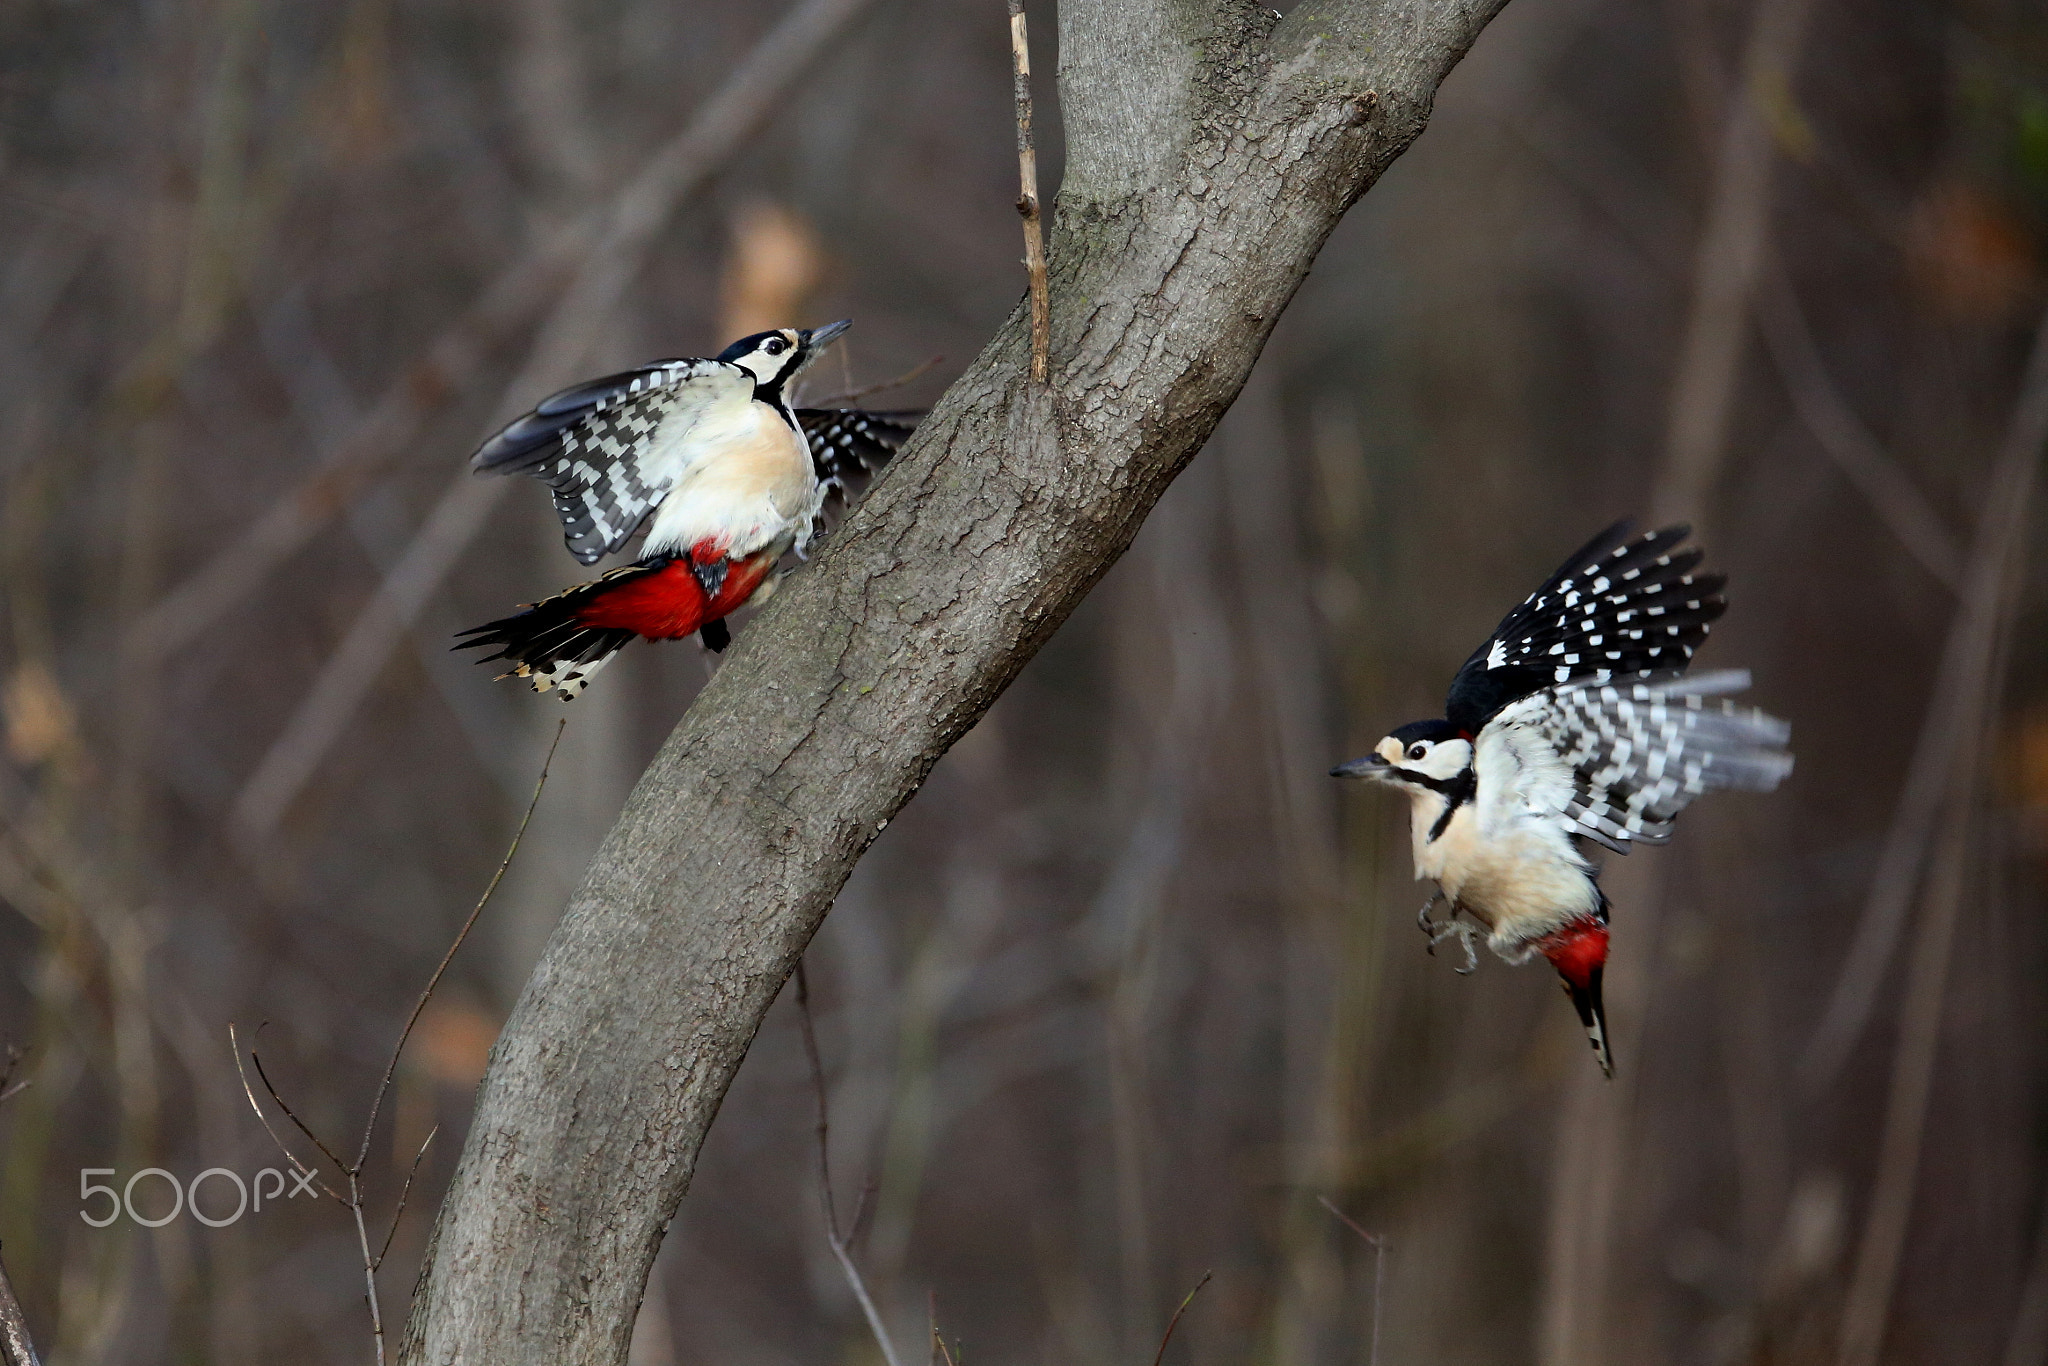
left=472, top=359, right=748, bottom=565
left=1445, top=522, right=1727, bottom=734
left=797, top=408, right=921, bottom=533
left=1492, top=669, right=1792, bottom=854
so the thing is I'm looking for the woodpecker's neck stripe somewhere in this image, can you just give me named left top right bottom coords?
left=1426, top=767, right=1476, bottom=842
left=1385, top=764, right=1473, bottom=799
left=752, top=385, right=801, bottom=429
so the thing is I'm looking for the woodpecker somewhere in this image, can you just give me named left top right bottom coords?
left=455, top=321, right=920, bottom=697
left=1330, top=523, right=1791, bottom=1077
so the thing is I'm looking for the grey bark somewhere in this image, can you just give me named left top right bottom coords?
left=398, top=0, right=1508, bottom=1360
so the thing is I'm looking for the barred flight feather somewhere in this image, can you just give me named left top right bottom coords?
left=795, top=408, right=920, bottom=535
left=1494, top=669, right=1792, bottom=855
left=471, top=359, right=748, bottom=565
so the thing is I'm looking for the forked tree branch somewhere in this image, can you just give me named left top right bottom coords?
left=399, top=0, right=1510, bottom=1360
left=233, top=722, right=563, bottom=1366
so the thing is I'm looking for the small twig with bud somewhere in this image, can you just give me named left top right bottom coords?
left=231, top=720, right=565, bottom=1366
left=1007, top=0, right=1050, bottom=383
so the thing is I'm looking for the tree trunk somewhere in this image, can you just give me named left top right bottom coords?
left=398, top=0, right=1509, bottom=1358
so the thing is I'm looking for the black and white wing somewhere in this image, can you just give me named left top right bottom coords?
left=797, top=408, right=921, bottom=534
left=1445, top=523, right=1727, bottom=734
left=1490, top=670, right=1792, bottom=854
left=472, top=359, right=751, bottom=565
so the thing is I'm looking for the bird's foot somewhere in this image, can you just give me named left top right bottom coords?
left=1418, top=895, right=1480, bottom=975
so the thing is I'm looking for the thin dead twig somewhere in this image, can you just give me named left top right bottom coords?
left=1149, top=1271, right=1213, bottom=1366
left=0, top=1240, right=40, bottom=1366
left=226, top=0, right=885, bottom=850
left=795, top=961, right=905, bottom=1366
left=809, top=354, right=945, bottom=407
left=248, top=1046, right=350, bottom=1178
left=355, top=718, right=564, bottom=1171
left=229, top=1022, right=337, bottom=1199
left=376, top=1127, right=440, bottom=1269
left=1318, top=1197, right=1388, bottom=1366
left=927, top=1292, right=952, bottom=1366
left=230, top=723, right=563, bottom=1366
left=1007, top=0, right=1050, bottom=383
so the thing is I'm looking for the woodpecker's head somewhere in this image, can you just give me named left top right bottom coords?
left=718, top=319, right=852, bottom=398
left=1330, top=719, right=1473, bottom=789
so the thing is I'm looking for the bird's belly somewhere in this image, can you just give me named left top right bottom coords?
left=645, top=405, right=814, bottom=559
left=1416, top=814, right=1598, bottom=951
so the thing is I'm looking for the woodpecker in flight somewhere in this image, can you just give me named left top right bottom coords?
left=456, top=321, right=919, bottom=697
left=1331, top=523, right=1791, bottom=1076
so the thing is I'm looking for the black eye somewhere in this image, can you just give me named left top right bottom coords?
left=1407, top=743, right=1428, bottom=761
left=764, top=337, right=788, bottom=355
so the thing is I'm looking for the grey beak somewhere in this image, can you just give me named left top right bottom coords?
left=1330, top=754, right=1390, bottom=779
left=802, top=319, right=853, bottom=351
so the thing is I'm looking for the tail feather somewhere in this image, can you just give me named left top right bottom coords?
left=458, top=549, right=775, bottom=699
left=1538, top=910, right=1614, bottom=1078
left=455, top=563, right=668, bottom=700
left=1565, top=970, right=1614, bottom=1079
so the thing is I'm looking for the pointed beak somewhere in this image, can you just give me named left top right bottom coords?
left=801, top=319, right=852, bottom=354
left=1330, top=754, right=1390, bottom=780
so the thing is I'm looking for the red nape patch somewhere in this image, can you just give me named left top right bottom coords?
left=1536, top=917, right=1609, bottom=991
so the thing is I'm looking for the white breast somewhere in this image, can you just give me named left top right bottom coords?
left=1409, top=726, right=1600, bottom=953
left=642, top=394, right=818, bottom=560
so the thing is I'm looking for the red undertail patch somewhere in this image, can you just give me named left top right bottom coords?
left=1536, top=916, right=1609, bottom=991
left=572, top=548, right=775, bottom=640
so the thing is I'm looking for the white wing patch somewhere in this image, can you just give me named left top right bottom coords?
left=1487, top=669, right=1792, bottom=854
left=542, top=365, right=751, bottom=563
left=473, top=360, right=752, bottom=565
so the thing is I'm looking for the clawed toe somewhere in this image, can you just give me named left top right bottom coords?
left=1417, top=895, right=1480, bottom=974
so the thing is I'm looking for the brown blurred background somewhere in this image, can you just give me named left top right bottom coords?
left=2, top=0, right=2045, bottom=1362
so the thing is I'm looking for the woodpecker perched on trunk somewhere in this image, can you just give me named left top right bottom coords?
left=1331, top=523, right=1791, bottom=1076
left=456, top=321, right=920, bottom=697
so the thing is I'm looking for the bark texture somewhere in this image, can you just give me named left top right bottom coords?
left=399, top=0, right=1509, bottom=1359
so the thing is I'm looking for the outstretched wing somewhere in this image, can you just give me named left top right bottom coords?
left=797, top=408, right=921, bottom=535
left=472, top=359, right=751, bottom=565
left=1444, top=522, right=1727, bottom=734
left=1488, top=670, right=1792, bottom=854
